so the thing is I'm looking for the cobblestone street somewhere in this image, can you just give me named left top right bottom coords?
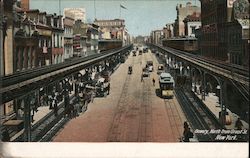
left=53, top=50, right=187, bottom=142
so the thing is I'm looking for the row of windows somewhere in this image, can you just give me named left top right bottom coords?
left=64, top=27, right=73, bottom=34
left=30, top=15, right=61, bottom=28
left=91, top=34, right=99, bottom=40
left=39, top=39, right=51, bottom=48
left=53, top=33, right=63, bottom=48
left=15, top=46, right=36, bottom=71
left=97, top=21, right=124, bottom=26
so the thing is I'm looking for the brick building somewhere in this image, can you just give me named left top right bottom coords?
left=51, top=14, right=64, bottom=64
left=199, top=0, right=249, bottom=66
left=63, top=16, right=74, bottom=60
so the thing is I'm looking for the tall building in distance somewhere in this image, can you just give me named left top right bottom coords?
left=94, top=19, right=130, bottom=46
left=174, top=2, right=200, bottom=37
left=64, top=8, right=86, bottom=22
left=163, top=23, right=174, bottom=39
left=150, top=30, right=163, bottom=45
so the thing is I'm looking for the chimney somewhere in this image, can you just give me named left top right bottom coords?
left=21, top=0, right=29, bottom=11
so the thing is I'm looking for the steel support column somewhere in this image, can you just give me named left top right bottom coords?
left=218, top=79, right=226, bottom=127
left=202, top=71, right=206, bottom=101
left=23, top=95, right=32, bottom=142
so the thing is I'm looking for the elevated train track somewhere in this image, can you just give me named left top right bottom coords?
left=0, top=45, right=132, bottom=104
left=175, top=88, right=223, bottom=142
left=150, top=44, right=249, bottom=100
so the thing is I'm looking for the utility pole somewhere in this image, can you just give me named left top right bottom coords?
left=59, top=0, right=61, bottom=15
left=94, top=0, right=96, bottom=19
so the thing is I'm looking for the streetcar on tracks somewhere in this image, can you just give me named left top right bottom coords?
left=159, top=72, right=174, bottom=98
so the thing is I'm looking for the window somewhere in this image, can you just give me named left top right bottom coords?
left=39, top=39, right=41, bottom=47
left=48, top=40, right=51, bottom=47
left=191, top=26, right=196, bottom=34
left=57, top=34, right=59, bottom=47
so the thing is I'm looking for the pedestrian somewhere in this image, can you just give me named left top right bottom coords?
left=141, top=74, right=144, bottom=82
left=184, top=121, right=189, bottom=129
left=152, top=78, right=155, bottom=86
left=107, top=83, right=110, bottom=95
left=48, top=95, right=53, bottom=109
left=1, top=130, right=10, bottom=142
left=73, top=101, right=78, bottom=118
left=205, top=85, right=209, bottom=96
left=199, top=85, right=202, bottom=95
left=194, top=85, right=197, bottom=93
left=182, top=121, right=193, bottom=142
left=91, top=90, right=95, bottom=103
left=235, top=117, right=243, bottom=130
left=53, top=98, right=58, bottom=117
left=43, top=93, right=48, bottom=107
left=40, top=95, right=44, bottom=106
left=17, top=108, right=24, bottom=120
left=183, top=127, right=193, bottom=142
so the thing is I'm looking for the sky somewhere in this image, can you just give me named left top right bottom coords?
left=30, top=0, right=200, bottom=37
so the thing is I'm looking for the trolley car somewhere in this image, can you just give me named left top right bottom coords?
left=159, top=72, right=174, bottom=98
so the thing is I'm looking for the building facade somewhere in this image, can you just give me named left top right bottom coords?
left=199, top=0, right=249, bottom=66
left=64, top=8, right=86, bottom=22
left=73, top=34, right=87, bottom=57
left=163, top=23, right=174, bottom=39
left=227, top=0, right=249, bottom=67
left=73, top=20, right=99, bottom=56
left=51, top=14, right=64, bottom=64
left=21, top=10, right=52, bottom=66
left=14, top=16, right=39, bottom=71
left=150, top=30, right=163, bottom=45
left=94, top=19, right=129, bottom=46
left=183, top=12, right=201, bottom=37
left=174, top=2, right=201, bottom=37
left=2, top=0, right=15, bottom=75
left=85, top=23, right=99, bottom=55
left=63, top=16, right=74, bottom=60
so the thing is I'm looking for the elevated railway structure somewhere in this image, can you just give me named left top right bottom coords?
left=150, top=44, right=249, bottom=125
left=150, top=44, right=248, bottom=87
left=150, top=44, right=249, bottom=99
left=0, top=45, right=133, bottom=104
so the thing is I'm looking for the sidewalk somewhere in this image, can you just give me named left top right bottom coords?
left=191, top=84, right=249, bottom=129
